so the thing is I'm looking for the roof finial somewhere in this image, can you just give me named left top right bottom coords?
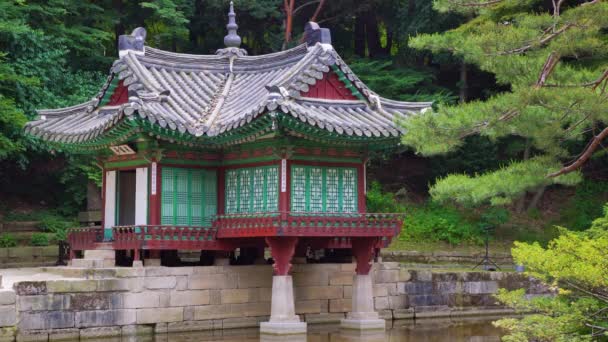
left=224, top=1, right=241, bottom=48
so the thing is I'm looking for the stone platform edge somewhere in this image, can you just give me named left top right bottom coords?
left=0, top=262, right=549, bottom=341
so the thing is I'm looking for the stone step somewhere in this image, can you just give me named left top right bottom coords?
left=0, top=221, right=40, bottom=232
left=71, top=258, right=114, bottom=268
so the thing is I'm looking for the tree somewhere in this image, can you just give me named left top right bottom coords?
left=401, top=0, right=608, bottom=207
left=494, top=204, right=608, bottom=341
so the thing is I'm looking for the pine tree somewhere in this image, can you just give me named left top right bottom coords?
left=402, top=0, right=608, bottom=206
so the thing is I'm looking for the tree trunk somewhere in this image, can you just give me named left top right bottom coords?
left=354, top=15, right=366, bottom=57
left=385, top=31, right=393, bottom=55
left=459, top=62, right=468, bottom=103
left=408, top=0, right=416, bottom=15
left=516, top=141, right=531, bottom=213
left=189, top=0, right=203, bottom=49
left=283, top=0, right=295, bottom=50
left=527, top=186, right=547, bottom=211
left=364, top=12, right=382, bottom=57
left=113, top=0, right=124, bottom=53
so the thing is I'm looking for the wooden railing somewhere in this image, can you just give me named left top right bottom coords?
left=112, top=225, right=218, bottom=250
left=67, top=226, right=104, bottom=252
left=65, top=212, right=403, bottom=252
left=214, top=212, right=404, bottom=238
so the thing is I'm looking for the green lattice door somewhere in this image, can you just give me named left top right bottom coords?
left=225, top=166, right=279, bottom=214
left=291, top=166, right=358, bottom=213
left=161, top=167, right=217, bottom=226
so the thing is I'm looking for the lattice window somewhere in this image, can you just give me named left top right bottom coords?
left=309, top=167, right=323, bottom=212
left=160, top=167, right=217, bottom=226
left=175, top=169, right=189, bottom=225
left=253, top=168, right=265, bottom=212
left=225, top=170, right=238, bottom=213
left=291, top=166, right=307, bottom=212
left=266, top=167, right=279, bottom=211
left=203, top=171, right=217, bottom=226
left=342, top=168, right=357, bottom=213
left=290, top=165, right=358, bottom=214
left=190, top=171, right=203, bottom=226
left=325, top=168, right=340, bottom=212
left=238, top=169, right=251, bottom=213
left=161, top=168, right=174, bottom=225
left=225, top=166, right=279, bottom=214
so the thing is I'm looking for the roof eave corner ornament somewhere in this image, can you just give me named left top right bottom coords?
left=118, top=27, right=146, bottom=58
left=304, top=22, right=332, bottom=48
left=216, top=1, right=248, bottom=58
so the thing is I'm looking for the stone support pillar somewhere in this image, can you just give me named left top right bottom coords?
left=260, top=237, right=306, bottom=335
left=143, top=250, right=161, bottom=267
left=341, top=238, right=385, bottom=330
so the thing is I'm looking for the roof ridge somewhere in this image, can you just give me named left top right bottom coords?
left=196, top=70, right=235, bottom=136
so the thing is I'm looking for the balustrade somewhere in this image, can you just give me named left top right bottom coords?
left=64, top=212, right=403, bottom=254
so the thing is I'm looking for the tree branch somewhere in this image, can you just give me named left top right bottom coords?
left=447, top=0, right=503, bottom=7
left=293, top=0, right=320, bottom=16
left=496, top=24, right=573, bottom=56
left=310, top=0, right=325, bottom=22
left=536, top=52, right=560, bottom=88
left=548, top=126, right=608, bottom=177
left=541, top=69, right=608, bottom=89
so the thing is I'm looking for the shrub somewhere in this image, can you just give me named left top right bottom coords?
left=400, top=203, right=484, bottom=245
left=0, top=233, right=17, bottom=248
left=559, top=180, right=608, bottom=231
left=37, top=213, right=76, bottom=242
left=367, top=181, right=485, bottom=245
left=30, top=233, right=50, bottom=246
left=366, top=181, right=404, bottom=213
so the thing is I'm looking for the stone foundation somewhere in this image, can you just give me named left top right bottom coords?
left=0, top=263, right=549, bottom=341
left=0, top=247, right=57, bottom=268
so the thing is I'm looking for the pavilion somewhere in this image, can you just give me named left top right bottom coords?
left=25, top=2, right=431, bottom=335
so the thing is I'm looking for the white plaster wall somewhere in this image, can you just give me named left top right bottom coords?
left=104, top=171, right=117, bottom=229
left=135, top=167, right=148, bottom=225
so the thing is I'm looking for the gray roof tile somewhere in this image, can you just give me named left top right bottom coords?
left=26, top=43, right=432, bottom=145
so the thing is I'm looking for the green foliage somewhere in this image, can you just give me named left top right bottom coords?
left=367, top=182, right=485, bottom=245
left=494, top=204, right=608, bottom=341
left=348, top=59, right=455, bottom=103
left=37, top=213, right=76, bottom=242
left=0, top=233, right=17, bottom=248
left=366, top=181, right=404, bottom=213
left=37, top=213, right=75, bottom=232
left=559, top=180, right=608, bottom=231
left=30, top=233, right=49, bottom=247
left=429, top=157, right=581, bottom=206
left=404, top=0, right=608, bottom=206
left=494, top=288, right=598, bottom=342
left=400, top=203, right=484, bottom=245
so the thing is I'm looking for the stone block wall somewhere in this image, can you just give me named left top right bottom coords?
left=0, top=247, right=58, bottom=268
left=381, top=250, right=513, bottom=266
left=0, top=263, right=548, bottom=341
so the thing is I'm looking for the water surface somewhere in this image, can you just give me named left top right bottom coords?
left=138, top=316, right=504, bottom=342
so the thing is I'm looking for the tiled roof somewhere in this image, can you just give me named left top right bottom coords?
left=25, top=42, right=431, bottom=145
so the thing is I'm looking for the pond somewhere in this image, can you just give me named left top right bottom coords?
left=115, top=316, right=505, bottom=342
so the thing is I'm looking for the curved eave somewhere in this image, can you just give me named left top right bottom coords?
left=26, top=110, right=402, bottom=153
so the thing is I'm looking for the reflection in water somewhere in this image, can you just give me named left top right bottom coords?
left=85, top=317, right=504, bottom=342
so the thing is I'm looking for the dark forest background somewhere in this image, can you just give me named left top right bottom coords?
left=0, top=0, right=606, bottom=247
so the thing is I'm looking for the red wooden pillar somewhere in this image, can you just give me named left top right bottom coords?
left=279, top=159, right=290, bottom=219
left=217, top=166, right=225, bottom=215
left=351, top=238, right=376, bottom=275
left=149, top=161, right=161, bottom=225
left=357, top=163, right=366, bottom=213
left=266, top=237, right=298, bottom=275
left=148, top=161, right=161, bottom=260
left=101, top=168, right=106, bottom=229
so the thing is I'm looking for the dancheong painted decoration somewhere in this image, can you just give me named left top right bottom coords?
left=24, top=2, right=431, bottom=270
